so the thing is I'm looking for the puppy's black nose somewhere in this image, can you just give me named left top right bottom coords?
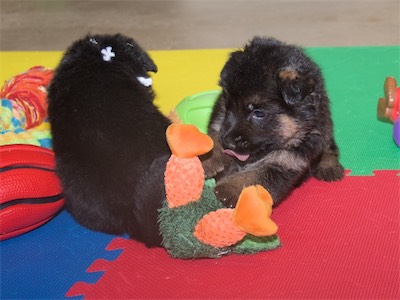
left=223, top=138, right=237, bottom=150
left=224, top=141, right=236, bottom=150
left=222, top=135, right=248, bottom=150
left=235, top=136, right=249, bottom=149
left=234, top=136, right=243, bottom=143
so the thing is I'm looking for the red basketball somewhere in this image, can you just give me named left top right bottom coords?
left=0, top=144, right=64, bottom=240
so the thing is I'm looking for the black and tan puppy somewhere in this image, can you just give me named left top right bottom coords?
left=48, top=34, right=170, bottom=247
left=202, top=37, right=344, bottom=207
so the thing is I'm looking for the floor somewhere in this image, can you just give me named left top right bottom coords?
left=0, top=0, right=399, bottom=51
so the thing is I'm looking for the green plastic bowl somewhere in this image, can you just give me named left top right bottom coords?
left=175, top=90, right=220, bottom=133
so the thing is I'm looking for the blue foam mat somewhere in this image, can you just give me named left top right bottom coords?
left=1, top=211, right=120, bottom=299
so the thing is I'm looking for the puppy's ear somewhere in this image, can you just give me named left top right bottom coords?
left=219, top=50, right=244, bottom=89
left=277, top=67, right=315, bottom=105
left=140, top=52, right=158, bottom=73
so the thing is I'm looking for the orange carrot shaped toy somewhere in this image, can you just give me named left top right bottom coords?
left=159, top=123, right=280, bottom=259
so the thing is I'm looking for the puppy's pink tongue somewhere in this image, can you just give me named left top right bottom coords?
left=223, top=149, right=250, bottom=161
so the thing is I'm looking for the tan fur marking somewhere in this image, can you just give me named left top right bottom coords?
left=167, top=110, right=182, bottom=124
left=243, top=150, right=308, bottom=172
left=279, top=114, right=305, bottom=148
left=279, top=114, right=299, bottom=140
left=279, top=68, right=299, bottom=80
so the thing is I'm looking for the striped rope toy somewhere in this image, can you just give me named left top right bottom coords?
left=1, top=66, right=53, bottom=148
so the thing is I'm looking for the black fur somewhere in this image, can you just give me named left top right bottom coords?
left=48, top=34, right=170, bottom=247
left=202, top=37, right=344, bottom=207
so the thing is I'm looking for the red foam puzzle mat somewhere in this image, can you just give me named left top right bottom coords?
left=66, top=170, right=399, bottom=299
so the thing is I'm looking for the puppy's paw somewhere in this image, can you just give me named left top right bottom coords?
left=203, top=160, right=224, bottom=178
left=201, top=151, right=225, bottom=178
left=214, top=179, right=243, bottom=208
left=312, top=158, right=345, bottom=182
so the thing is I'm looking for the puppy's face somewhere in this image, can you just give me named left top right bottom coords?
left=217, top=37, right=324, bottom=162
left=218, top=91, right=294, bottom=162
left=62, top=33, right=157, bottom=79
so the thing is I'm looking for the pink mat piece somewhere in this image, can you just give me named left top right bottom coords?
left=66, top=170, right=399, bottom=299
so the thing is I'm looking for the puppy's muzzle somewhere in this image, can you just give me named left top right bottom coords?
left=221, top=134, right=250, bottom=161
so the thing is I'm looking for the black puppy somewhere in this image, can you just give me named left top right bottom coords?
left=48, top=34, right=170, bottom=247
left=202, top=37, right=344, bottom=207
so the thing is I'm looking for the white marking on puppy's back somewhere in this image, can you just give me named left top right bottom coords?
left=101, top=46, right=115, bottom=61
left=89, top=38, right=98, bottom=45
left=136, top=76, right=152, bottom=87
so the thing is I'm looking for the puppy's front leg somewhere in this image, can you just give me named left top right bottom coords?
left=202, top=95, right=229, bottom=178
left=200, top=133, right=226, bottom=178
left=215, top=166, right=306, bottom=207
left=214, top=170, right=259, bottom=207
left=311, top=141, right=345, bottom=182
left=215, top=151, right=310, bottom=207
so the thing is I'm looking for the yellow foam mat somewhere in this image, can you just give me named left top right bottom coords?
left=0, top=50, right=231, bottom=115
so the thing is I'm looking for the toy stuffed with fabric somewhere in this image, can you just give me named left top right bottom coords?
left=158, top=123, right=280, bottom=259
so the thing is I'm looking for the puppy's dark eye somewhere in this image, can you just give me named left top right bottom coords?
left=248, top=104, right=265, bottom=119
left=252, top=109, right=265, bottom=119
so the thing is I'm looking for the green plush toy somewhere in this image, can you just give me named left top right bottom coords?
left=158, top=123, right=281, bottom=259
